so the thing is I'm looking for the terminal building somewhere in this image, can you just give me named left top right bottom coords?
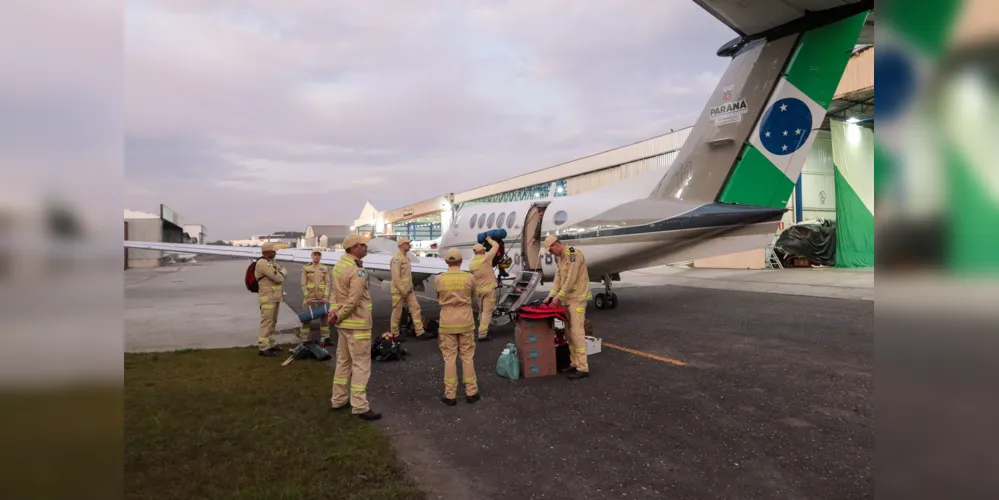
left=354, top=40, right=874, bottom=269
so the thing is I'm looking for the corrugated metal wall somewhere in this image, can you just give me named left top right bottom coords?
left=801, top=130, right=836, bottom=220
left=561, top=127, right=691, bottom=176
left=454, top=127, right=692, bottom=203
left=565, top=150, right=679, bottom=195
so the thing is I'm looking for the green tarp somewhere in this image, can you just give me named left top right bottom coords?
left=830, top=120, right=875, bottom=267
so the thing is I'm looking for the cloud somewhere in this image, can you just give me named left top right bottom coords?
left=121, top=0, right=735, bottom=239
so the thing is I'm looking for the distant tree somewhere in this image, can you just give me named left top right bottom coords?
left=208, top=240, right=232, bottom=246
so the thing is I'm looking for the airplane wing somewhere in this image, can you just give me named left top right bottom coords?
left=694, top=0, right=873, bottom=40
left=123, top=240, right=461, bottom=296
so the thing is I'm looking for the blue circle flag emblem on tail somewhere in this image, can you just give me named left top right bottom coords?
left=759, top=97, right=812, bottom=156
left=874, top=47, right=914, bottom=121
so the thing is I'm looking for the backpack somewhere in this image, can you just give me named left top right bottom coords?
left=371, top=333, right=407, bottom=362
left=400, top=310, right=440, bottom=338
left=244, top=258, right=263, bottom=293
left=496, top=343, right=520, bottom=380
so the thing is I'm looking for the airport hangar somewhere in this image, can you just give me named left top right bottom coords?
left=353, top=41, right=874, bottom=269
left=124, top=205, right=206, bottom=268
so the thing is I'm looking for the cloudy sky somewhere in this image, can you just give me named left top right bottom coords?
left=123, top=0, right=736, bottom=240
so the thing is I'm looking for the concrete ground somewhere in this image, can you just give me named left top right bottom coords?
left=124, top=259, right=302, bottom=352
left=613, top=264, right=874, bottom=301
left=125, top=259, right=873, bottom=499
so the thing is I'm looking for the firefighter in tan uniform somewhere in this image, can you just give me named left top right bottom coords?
left=469, top=236, right=499, bottom=341
left=543, top=235, right=592, bottom=379
left=390, top=237, right=427, bottom=339
left=300, top=247, right=332, bottom=343
left=434, top=248, right=480, bottom=406
left=255, top=242, right=288, bottom=357
left=326, top=234, right=381, bottom=421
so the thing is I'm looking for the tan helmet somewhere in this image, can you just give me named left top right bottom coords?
left=343, top=233, right=371, bottom=250
left=261, top=242, right=277, bottom=253
left=444, top=248, right=463, bottom=263
left=312, top=247, right=324, bottom=255
left=543, top=235, right=559, bottom=251
left=397, top=237, right=412, bottom=247
left=472, top=243, right=485, bottom=252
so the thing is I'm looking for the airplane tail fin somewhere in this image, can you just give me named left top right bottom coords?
left=650, top=7, right=871, bottom=209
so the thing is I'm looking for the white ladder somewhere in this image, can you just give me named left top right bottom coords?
left=765, top=244, right=784, bottom=269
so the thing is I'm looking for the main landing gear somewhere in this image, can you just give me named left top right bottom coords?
left=593, top=274, right=618, bottom=310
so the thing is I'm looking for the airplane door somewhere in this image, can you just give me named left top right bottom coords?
left=522, top=205, right=545, bottom=271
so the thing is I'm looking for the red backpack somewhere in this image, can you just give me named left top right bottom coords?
left=244, top=258, right=263, bottom=292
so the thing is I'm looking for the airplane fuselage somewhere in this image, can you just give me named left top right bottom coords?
left=436, top=167, right=785, bottom=284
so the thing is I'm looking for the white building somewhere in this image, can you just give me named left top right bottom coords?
left=301, top=225, right=353, bottom=250
left=182, top=224, right=207, bottom=244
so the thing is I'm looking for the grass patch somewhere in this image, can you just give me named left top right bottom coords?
left=126, top=348, right=424, bottom=500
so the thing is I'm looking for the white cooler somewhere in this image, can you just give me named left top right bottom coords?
left=585, top=336, right=602, bottom=355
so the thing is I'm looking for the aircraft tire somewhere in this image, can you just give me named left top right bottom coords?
left=594, top=293, right=608, bottom=310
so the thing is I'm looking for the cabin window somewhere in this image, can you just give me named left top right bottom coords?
left=486, top=213, right=496, bottom=228
left=507, top=212, right=517, bottom=228
left=497, top=212, right=506, bottom=228
left=478, top=214, right=486, bottom=229
left=553, top=210, right=568, bottom=225
left=469, top=214, right=478, bottom=229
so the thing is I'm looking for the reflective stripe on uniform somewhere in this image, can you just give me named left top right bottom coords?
left=354, top=332, right=371, bottom=340
left=261, top=304, right=274, bottom=310
left=440, top=273, right=468, bottom=290
left=570, top=346, right=587, bottom=353
left=444, top=377, right=459, bottom=384
left=340, top=320, right=365, bottom=327
left=576, top=307, right=584, bottom=313
left=333, top=377, right=348, bottom=385
left=463, top=377, right=476, bottom=384
left=439, top=324, right=474, bottom=333
left=350, top=384, right=366, bottom=393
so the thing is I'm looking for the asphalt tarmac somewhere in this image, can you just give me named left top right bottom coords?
left=283, top=262, right=873, bottom=500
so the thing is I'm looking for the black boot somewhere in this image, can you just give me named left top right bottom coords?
left=258, top=349, right=278, bottom=357
left=466, top=393, right=481, bottom=404
left=477, top=334, right=493, bottom=342
left=568, top=370, right=589, bottom=380
left=355, top=409, right=382, bottom=421
left=441, top=396, right=457, bottom=406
